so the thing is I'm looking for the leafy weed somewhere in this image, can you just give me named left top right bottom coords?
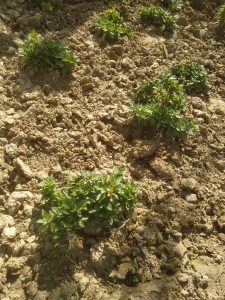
left=38, top=169, right=137, bottom=244
left=140, top=6, right=176, bottom=32
left=172, top=60, right=208, bottom=94
left=96, top=8, right=133, bottom=41
left=133, top=72, right=194, bottom=137
left=159, top=0, right=182, bottom=12
left=21, top=30, right=77, bottom=74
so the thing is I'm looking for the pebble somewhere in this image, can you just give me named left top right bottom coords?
left=215, top=160, right=225, bottom=172
left=191, top=97, right=205, bottom=110
left=177, top=273, right=190, bottom=284
left=6, top=191, right=33, bottom=215
left=180, top=178, right=198, bottom=192
left=185, top=194, right=198, bottom=203
left=5, top=143, right=17, bottom=158
left=110, top=262, right=131, bottom=280
left=2, top=226, right=17, bottom=239
left=14, top=158, right=33, bottom=179
left=111, top=45, right=124, bottom=56
left=173, top=241, right=187, bottom=258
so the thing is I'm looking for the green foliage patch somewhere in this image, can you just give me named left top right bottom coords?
left=217, top=3, right=225, bottom=31
left=38, top=169, right=137, bottom=244
left=140, top=6, right=176, bottom=32
left=34, top=0, right=56, bottom=12
left=172, top=60, right=208, bottom=94
left=21, top=30, right=77, bottom=74
left=96, top=8, right=133, bottom=41
left=159, top=0, right=182, bottom=11
left=133, top=72, right=194, bottom=137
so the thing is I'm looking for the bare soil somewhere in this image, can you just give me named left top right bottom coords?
left=0, top=0, right=225, bottom=299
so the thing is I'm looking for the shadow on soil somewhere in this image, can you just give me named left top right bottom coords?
left=0, top=32, right=17, bottom=57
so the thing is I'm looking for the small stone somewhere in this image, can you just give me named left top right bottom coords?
left=108, top=50, right=119, bottom=61
left=173, top=242, right=187, bottom=258
left=14, top=158, right=33, bottom=179
left=110, top=262, right=131, bottom=280
left=4, top=117, right=15, bottom=127
left=215, top=160, right=225, bottom=172
left=218, top=233, right=225, bottom=244
left=82, top=83, right=95, bottom=91
left=181, top=289, right=189, bottom=297
left=199, top=275, right=209, bottom=289
left=2, top=226, right=17, bottom=239
left=180, top=178, right=198, bottom=192
left=150, top=158, right=175, bottom=179
left=191, top=97, right=205, bottom=110
left=111, top=45, right=124, bottom=56
left=185, top=194, right=198, bottom=203
left=34, top=290, right=49, bottom=300
left=130, top=139, right=158, bottom=159
left=177, top=273, right=190, bottom=284
left=5, top=143, right=17, bottom=158
left=193, top=110, right=209, bottom=123
left=6, top=191, right=33, bottom=215
left=0, top=214, right=15, bottom=230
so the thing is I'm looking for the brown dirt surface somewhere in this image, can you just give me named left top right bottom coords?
left=0, top=0, right=225, bottom=299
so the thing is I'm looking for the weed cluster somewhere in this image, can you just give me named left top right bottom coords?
left=38, top=169, right=137, bottom=243
left=172, top=60, right=208, bottom=94
left=133, top=72, right=194, bottom=137
left=96, top=8, right=133, bottom=41
left=140, top=6, right=176, bottom=32
left=159, top=0, right=182, bottom=11
left=21, top=30, right=77, bottom=74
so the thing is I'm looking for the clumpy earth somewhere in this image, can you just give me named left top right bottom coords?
left=0, top=0, right=225, bottom=299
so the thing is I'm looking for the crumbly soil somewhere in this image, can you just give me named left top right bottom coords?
left=0, top=0, right=225, bottom=299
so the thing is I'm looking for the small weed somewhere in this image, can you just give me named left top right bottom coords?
left=34, top=0, right=56, bottom=12
left=159, top=0, right=182, bottom=11
left=96, top=8, right=133, bottom=41
left=21, top=30, right=77, bottom=74
left=140, top=6, right=176, bottom=32
left=37, top=169, right=137, bottom=244
left=172, top=60, right=208, bottom=94
left=216, top=3, right=225, bottom=32
left=133, top=72, right=194, bottom=137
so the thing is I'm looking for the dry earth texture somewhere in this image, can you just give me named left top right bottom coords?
left=0, top=0, right=225, bottom=299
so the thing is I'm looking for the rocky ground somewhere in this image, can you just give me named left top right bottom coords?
left=0, top=0, right=225, bottom=299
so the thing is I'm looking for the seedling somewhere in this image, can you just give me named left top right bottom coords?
left=140, top=6, right=176, bottom=32
left=38, top=169, right=137, bottom=244
left=172, top=60, right=208, bottom=94
left=96, top=8, right=133, bottom=41
left=159, top=0, right=182, bottom=11
left=21, top=30, right=77, bottom=74
left=217, top=3, right=225, bottom=31
left=133, top=72, right=194, bottom=137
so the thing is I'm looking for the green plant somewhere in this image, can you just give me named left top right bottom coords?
left=159, top=0, right=182, bottom=11
left=21, top=30, right=77, bottom=74
left=217, top=3, right=225, bottom=30
left=33, top=0, right=56, bottom=12
left=37, top=169, right=137, bottom=244
left=171, top=60, right=208, bottom=94
left=140, top=6, right=176, bottom=32
left=96, top=8, right=133, bottom=41
left=133, top=72, right=194, bottom=137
